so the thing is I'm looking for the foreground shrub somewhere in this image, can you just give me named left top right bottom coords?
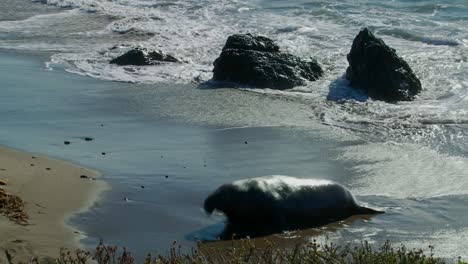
left=37, top=238, right=467, bottom=264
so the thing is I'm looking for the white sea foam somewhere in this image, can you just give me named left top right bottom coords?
left=342, top=142, right=468, bottom=199
left=399, top=228, right=468, bottom=259
left=315, top=227, right=468, bottom=259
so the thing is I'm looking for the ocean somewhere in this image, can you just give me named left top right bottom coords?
left=0, top=0, right=467, bottom=260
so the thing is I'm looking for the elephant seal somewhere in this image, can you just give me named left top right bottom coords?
left=204, top=176, right=383, bottom=238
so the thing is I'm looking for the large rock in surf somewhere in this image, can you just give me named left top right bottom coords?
left=213, top=34, right=323, bottom=90
left=346, top=28, right=422, bottom=102
left=110, top=48, right=179, bottom=66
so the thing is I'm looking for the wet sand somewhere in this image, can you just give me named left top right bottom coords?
left=0, top=146, right=107, bottom=262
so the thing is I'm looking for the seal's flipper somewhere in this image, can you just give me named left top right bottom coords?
left=356, top=206, right=384, bottom=215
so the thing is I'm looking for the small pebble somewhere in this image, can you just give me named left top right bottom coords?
left=31, top=156, right=36, bottom=159
left=165, top=175, right=169, bottom=179
left=84, top=137, right=94, bottom=141
left=141, top=185, right=145, bottom=189
left=101, top=152, right=106, bottom=156
left=45, top=168, right=51, bottom=171
left=30, top=164, right=34, bottom=167
left=64, top=141, right=71, bottom=145
left=80, top=175, right=89, bottom=179
left=123, top=197, right=129, bottom=202
left=244, top=141, right=248, bottom=144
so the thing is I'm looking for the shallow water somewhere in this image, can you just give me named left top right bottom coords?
left=0, top=0, right=468, bottom=260
left=0, top=51, right=353, bottom=254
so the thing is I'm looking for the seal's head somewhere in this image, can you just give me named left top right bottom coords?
left=204, top=185, right=232, bottom=215
left=203, top=191, right=217, bottom=214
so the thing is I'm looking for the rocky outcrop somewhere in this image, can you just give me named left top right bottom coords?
left=222, top=34, right=280, bottom=52
left=346, top=28, right=422, bottom=102
left=213, top=34, right=323, bottom=90
left=110, top=48, right=179, bottom=66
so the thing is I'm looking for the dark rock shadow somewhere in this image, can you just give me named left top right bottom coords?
left=327, top=75, right=369, bottom=103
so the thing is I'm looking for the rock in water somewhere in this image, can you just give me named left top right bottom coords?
left=213, top=34, right=323, bottom=90
left=346, top=28, right=422, bottom=102
left=110, top=48, right=179, bottom=66
left=222, top=34, right=280, bottom=52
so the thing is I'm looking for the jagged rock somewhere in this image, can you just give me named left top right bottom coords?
left=223, top=34, right=280, bottom=52
left=346, top=28, right=422, bottom=102
left=110, top=48, right=179, bottom=66
left=213, top=34, right=323, bottom=90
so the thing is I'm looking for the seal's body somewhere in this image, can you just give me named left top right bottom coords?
left=204, top=176, right=382, bottom=237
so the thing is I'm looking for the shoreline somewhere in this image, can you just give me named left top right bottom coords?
left=0, top=145, right=108, bottom=262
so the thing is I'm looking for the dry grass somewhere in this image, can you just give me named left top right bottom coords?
left=32, top=239, right=467, bottom=264
left=0, top=186, right=29, bottom=225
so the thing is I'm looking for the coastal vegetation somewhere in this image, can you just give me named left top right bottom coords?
left=36, top=239, right=466, bottom=264
left=0, top=185, right=28, bottom=225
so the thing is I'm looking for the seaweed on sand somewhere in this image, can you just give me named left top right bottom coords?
left=0, top=186, right=29, bottom=225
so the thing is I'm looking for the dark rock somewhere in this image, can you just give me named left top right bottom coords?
left=147, top=50, right=178, bottom=63
left=223, top=34, right=280, bottom=53
left=213, top=34, right=323, bottom=90
left=110, top=48, right=179, bottom=66
left=80, top=175, right=89, bottom=179
left=101, top=152, right=106, bottom=156
left=46, top=168, right=51, bottom=171
left=64, top=141, right=71, bottom=145
left=346, top=28, right=422, bottom=102
left=83, top=137, right=94, bottom=141
left=111, top=49, right=146, bottom=66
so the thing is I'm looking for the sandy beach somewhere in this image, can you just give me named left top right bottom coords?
left=0, top=146, right=107, bottom=263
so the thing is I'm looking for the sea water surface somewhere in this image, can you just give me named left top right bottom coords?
left=0, top=0, right=468, bottom=260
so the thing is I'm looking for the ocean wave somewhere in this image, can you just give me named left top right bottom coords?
left=377, top=28, right=461, bottom=46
